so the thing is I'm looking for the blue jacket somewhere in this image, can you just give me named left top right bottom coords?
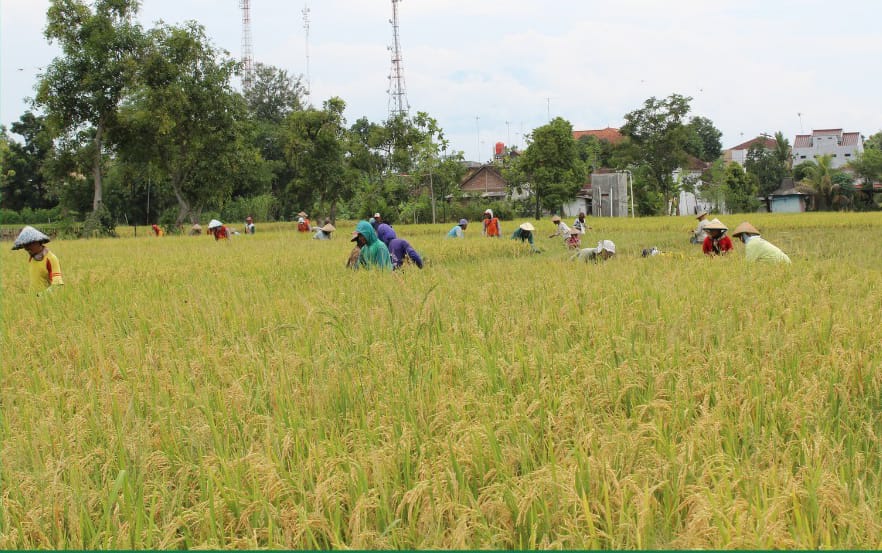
left=376, top=223, right=397, bottom=246
left=388, top=238, right=423, bottom=269
left=354, top=220, right=392, bottom=271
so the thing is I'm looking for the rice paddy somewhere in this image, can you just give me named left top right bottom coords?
left=2, top=212, right=881, bottom=548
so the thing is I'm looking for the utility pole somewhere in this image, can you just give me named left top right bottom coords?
left=475, top=116, right=481, bottom=163
left=387, top=0, right=409, bottom=118
left=302, top=4, right=311, bottom=102
left=239, top=0, right=254, bottom=90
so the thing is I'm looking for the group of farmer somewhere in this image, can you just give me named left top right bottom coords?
left=11, top=205, right=791, bottom=294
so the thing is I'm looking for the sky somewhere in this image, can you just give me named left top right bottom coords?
left=2, top=0, right=881, bottom=162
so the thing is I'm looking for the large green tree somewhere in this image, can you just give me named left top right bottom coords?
left=0, top=113, right=56, bottom=211
left=801, top=153, right=839, bottom=211
left=847, top=149, right=882, bottom=208
left=620, top=94, right=693, bottom=214
left=36, top=0, right=144, bottom=213
left=685, top=115, right=723, bottom=162
left=516, top=117, right=585, bottom=219
left=116, top=22, right=257, bottom=224
left=722, top=162, right=760, bottom=213
left=744, top=141, right=786, bottom=210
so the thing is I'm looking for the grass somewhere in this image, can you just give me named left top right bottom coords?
left=2, top=212, right=882, bottom=548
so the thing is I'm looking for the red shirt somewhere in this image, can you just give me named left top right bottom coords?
left=483, top=217, right=500, bottom=237
left=213, top=226, right=230, bottom=240
left=703, top=235, right=733, bottom=255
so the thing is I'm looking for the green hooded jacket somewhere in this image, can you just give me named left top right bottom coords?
left=355, top=220, right=392, bottom=270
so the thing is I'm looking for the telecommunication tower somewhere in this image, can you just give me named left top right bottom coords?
left=387, top=0, right=410, bottom=118
left=240, top=0, right=254, bottom=90
left=303, top=4, right=311, bottom=101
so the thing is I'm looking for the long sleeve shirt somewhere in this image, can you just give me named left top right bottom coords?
left=388, top=238, right=423, bottom=269
left=744, top=235, right=791, bottom=263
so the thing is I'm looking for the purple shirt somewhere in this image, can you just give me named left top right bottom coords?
left=388, top=238, right=423, bottom=269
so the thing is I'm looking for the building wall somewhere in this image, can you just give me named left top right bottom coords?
left=792, top=132, right=863, bottom=169
left=771, top=195, right=806, bottom=213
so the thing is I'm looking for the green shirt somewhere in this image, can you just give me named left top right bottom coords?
left=745, top=236, right=791, bottom=264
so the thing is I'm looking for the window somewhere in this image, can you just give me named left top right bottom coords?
left=800, top=155, right=807, bottom=159
left=845, top=153, right=852, bottom=157
left=832, top=154, right=837, bottom=157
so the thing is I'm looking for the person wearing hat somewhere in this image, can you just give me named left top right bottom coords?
left=548, top=215, right=572, bottom=243
left=701, top=218, right=733, bottom=256
left=189, top=223, right=203, bottom=236
left=447, top=219, right=468, bottom=238
left=571, top=239, right=616, bottom=263
left=12, top=226, right=64, bottom=293
left=511, top=222, right=539, bottom=252
left=296, top=212, right=311, bottom=232
left=731, top=222, right=791, bottom=264
left=691, top=210, right=710, bottom=244
left=208, top=219, right=230, bottom=241
left=244, top=216, right=255, bottom=234
left=350, top=220, right=392, bottom=270
left=482, top=209, right=501, bottom=238
left=313, top=223, right=336, bottom=240
left=388, top=237, right=424, bottom=270
left=572, top=211, right=591, bottom=234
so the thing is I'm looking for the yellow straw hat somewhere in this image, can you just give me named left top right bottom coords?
left=732, top=222, right=760, bottom=237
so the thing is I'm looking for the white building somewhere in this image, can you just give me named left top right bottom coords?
left=723, top=136, right=777, bottom=166
left=792, top=128, right=863, bottom=169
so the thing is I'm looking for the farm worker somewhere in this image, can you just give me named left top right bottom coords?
left=297, top=212, right=310, bottom=232
left=351, top=220, right=392, bottom=270
left=691, top=210, right=710, bottom=244
left=151, top=224, right=164, bottom=237
left=702, top=218, right=733, bottom=256
left=313, top=223, right=336, bottom=240
left=483, top=209, right=501, bottom=237
left=208, top=219, right=230, bottom=240
left=566, top=227, right=583, bottom=249
left=572, top=211, right=591, bottom=233
left=511, top=222, right=539, bottom=252
left=371, top=212, right=382, bottom=230
left=346, top=243, right=362, bottom=268
left=376, top=222, right=397, bottom=246
left=245, top=216, right=255, bottom=234
left=189, top=223, right=202, bottom=236
left=12, top=226, right=64, bottom=294
left=447, top=219, right=468, bottom=238
left=548, top=215, right=572, bottom=243
left=388, top=237, right=424, bottom=269
left=571, top=239, right=616, bottom=263
left=731, top=222, right=791, bottom=264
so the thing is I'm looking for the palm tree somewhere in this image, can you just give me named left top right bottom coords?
left=773, top=131, right=792, bottom=175
left=803, top=154, right=836, bottom=210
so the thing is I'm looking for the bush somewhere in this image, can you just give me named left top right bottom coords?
left=81, top=204, right=117, bottom=238
left=0, top=209, right=22, bottom=225
left=221, top=193, right=280, bottom=223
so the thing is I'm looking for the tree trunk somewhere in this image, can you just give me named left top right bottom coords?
left=329, top=200, right=338, bottom=225
left=92, top=121, right=104, bottom=211
left=172, top=181, right=191, bottom=224
left=534, top=190, right=541, bottom=219
left=429, top=171, right=437, bottom=224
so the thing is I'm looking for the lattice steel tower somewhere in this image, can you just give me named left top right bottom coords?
left=240, top=0, right=254, bottom=90
left=387, top=0, right=410, bottom=118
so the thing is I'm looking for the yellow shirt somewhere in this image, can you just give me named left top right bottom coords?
left=29, top=250, right=64, bottom=292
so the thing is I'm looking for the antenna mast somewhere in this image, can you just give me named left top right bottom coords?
left=302, top=4, right=311, bottom=102
left=387, top=0, right=409, bottom=118
left=239, top=0, right=254, bottom=90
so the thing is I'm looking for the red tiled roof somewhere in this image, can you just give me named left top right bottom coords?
left=841, top=132, right=861, bottom=146
left=572, top=127, right=624, bottom=144
left=728, top=136, right=777, bottom=151
left=794, top=135, right=812, bottom=148
left=812, top=128, right=843, bottom=136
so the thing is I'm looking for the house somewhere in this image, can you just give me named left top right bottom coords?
left=589, top=171, right=630, bottom=217
left=723, top=136, right=777, bottom=166
left=792, top=129, right=863, bottom=169
left=572, top=127, right=625, bottom=144
left=458, top=164, right=509, bottom=200
left=769, top=178, right=808, bottom=213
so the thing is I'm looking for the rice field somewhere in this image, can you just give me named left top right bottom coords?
left=2, top=212, right=881, bottom=549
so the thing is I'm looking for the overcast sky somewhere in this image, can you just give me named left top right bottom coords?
left=3, top=0, right=881, bottom=161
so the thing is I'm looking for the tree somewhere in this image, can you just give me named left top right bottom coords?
left=847, top=148, right=882, bottom=208
left=516, top=117, right=585, bottom=219
left=243, top=63, right=305, bottom=123
left=36, top=0, right=144, bottom=213
left=685, top=115, right=723, bottom=162
left=116, top=22, right=256, bottom=224
left=802, top=154, right=838, bottom=211
left=282, top=97, right=350, bottom=222
left=620, top=94, right=693, bottom=214
left=744, top=142, right=785, bottom=210
left=1, top=113, right=56, bottom=211
left=864, top=131, right=882, bottom=152
left=722, top=163, right=759, bottom=213
left=773, top=131, right=792, bottom=175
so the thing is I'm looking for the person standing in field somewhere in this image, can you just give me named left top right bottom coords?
left=208, top=219, right=230, bottom=241
left=388, top=237, right=424, bottom=270
left=691, top=210, right=710, bottom=244
left=548, top=215, right=572, bottom=244
left=702, top=219, right=733, bottom=256
left=731, top=222, right=791, bottom=264
left=482, top=209, right=501, bottom=237
left=151, top=224, right=164, bottom=237
left=245, top=216, right=255, bottom=234
left=12, top=226, right=64, bottom=294
left=571, top=239, right=616, bottom=263
left=351, top=220, right=392, bottom=270
left=572, top=211, right=591, bottom=234
left=447, top=219, right=468, bottom=238
left=297, top=212, right=311, bottom=232
left=313, top=223, right=336, bottom=240
left=511, top=222, right=539, bottom=252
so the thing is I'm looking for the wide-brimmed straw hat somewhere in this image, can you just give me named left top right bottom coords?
left=208, top=219, right=222, bottom=229
left=551, top=215, right=561, bottom=223
left=191, top=223, right=202, bottom=230
left=732, top=222, right=760, bottom=237
left=519, top=222, right=535, bottom=232
left=350, top=231, right=361, bottom=242
left=321, top=223, right=336, bottom=233
left=297, top=211, right=308, bottom=218
left=11, top=226, right=50, bottom=250
left=596, top=239, right=616, bottom=254
left=696, top=210, right=709, bottom=220
left=704, top=218, right=728, bottom=231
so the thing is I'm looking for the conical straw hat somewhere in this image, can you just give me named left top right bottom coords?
left=12, top=226, right=50, bottom=250
left=519, top=222, right=535, bottom=232
left=732, top=222, right=760, bottom=237
left=321, top=223, right=336, bottom=233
